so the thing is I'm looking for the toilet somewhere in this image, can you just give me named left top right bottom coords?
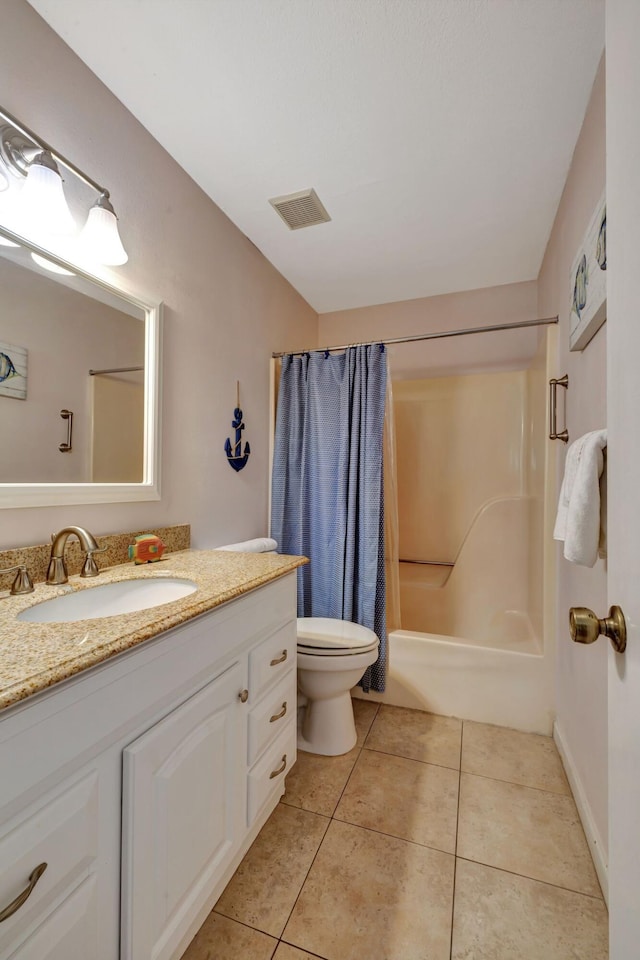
left=296, top=617, right=380, bottom=756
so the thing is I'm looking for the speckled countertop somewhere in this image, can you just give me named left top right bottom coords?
left=0, top=549, right=306, bottom=713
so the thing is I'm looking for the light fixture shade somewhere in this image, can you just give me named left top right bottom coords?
left=0, top=165, right=8, bottom=192
left=19, top=151, right=75, bottom=235
left=80, top=194, right=128, bottom=265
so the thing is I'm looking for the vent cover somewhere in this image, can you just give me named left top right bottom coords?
left=269, top=188, right=331, bottom=230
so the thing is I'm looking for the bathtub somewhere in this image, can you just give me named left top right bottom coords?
left=352, top=628, right=553, bottom=735
left=352, top=501, right=553, bottom=734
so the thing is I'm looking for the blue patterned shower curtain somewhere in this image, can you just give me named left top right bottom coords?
left=271, top=344, right=387, bottom=692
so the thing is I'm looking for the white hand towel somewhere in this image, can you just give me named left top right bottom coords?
left=214, top=537, right=278, bottom=553
left=554, top=429, right=607, bottom=567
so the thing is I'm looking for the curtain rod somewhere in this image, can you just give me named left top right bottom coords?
left=272, top=316, right=558, bottom=359
left=88, top=365, right=144, bottom=376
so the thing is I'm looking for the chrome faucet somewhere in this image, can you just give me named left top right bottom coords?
left=47, top=526, right=103, bottom=585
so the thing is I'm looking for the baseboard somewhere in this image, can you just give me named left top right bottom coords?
left=553, top=720, right=608, bottom=904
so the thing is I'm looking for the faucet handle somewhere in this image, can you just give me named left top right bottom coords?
left=0, top=564, right=35, bottom=596
left=81, top=546, right=107, bottom=578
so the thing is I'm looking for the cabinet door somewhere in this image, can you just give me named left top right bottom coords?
left=121, top=662, right=245, bottom=960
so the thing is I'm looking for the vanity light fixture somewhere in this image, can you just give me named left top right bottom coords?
left=0, top=162, right=8, bottom=192
left=80, top=193, right=128, bottom=266
left=19, top=150, right=76, bottom=235
left=0, top=105, right=128, bottom=265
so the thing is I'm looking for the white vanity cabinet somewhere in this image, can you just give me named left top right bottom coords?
left=0, top=571, right=297, bottom=960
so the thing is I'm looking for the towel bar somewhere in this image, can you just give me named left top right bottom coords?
left=549, top=375, right=569, bottom=442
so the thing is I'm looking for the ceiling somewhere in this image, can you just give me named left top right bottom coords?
left=28, top=0, right=604, bottom=314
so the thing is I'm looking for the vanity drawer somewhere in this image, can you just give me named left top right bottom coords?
left=248, top=621, right=296, bottom=701
left=247, top=668, right=296, bottom=766
left=247, top=722, right=297, bottom=827
left=0, top=772, right=99, bottom=954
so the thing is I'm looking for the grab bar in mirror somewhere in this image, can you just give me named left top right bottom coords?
left=59, top=409, right=73, bottom=453
left=399, top=559, right=455, bottom=566
left=549, top=374, right=569, bottom=442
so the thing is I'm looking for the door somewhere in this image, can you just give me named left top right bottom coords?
left=606, top=5, right=640, bottom=956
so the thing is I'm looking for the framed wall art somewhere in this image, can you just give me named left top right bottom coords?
left=569, top=191, right=606, bottom=351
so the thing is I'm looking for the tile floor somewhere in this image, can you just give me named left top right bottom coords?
left=181, top=702, right=608, bottom=960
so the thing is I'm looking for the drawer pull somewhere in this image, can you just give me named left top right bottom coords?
left=269, top=701, right=287, bottom=723
left=270, top=650, right=288, bottom=667
left=238, top=689, right=249, bottom=703
left=0, top=862, right=47, bottom=923
left=269, top=754, right=287, bottom=779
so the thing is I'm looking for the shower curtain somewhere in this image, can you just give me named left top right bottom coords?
left=271, top=344, right=388, bottom=691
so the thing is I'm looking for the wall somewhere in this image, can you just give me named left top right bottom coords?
left=319, top=279, right=539, bottom=380
left=0, top=0, right=317, bottom=549
left=537, top=56, right=608, bottom=875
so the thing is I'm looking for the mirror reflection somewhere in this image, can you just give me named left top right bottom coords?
left=0, top=241, right=146, bottom=484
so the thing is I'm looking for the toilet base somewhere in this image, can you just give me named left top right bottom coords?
left=298, top=690, right=357, bottom=756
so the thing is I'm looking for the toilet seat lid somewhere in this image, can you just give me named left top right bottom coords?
left=297, top=617, right=379, bottom=653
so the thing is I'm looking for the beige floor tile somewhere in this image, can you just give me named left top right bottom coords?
left=452, top=858, right=608, bottom=959
left=283, top=819, right=455, bottom=960
left=364, top=704, right=462, bottom=769
left=462, top=721, right=570, bottom=795
left=458, top=773, right=601, bottom=897
left=274, top=945, right=326, bottom=960
left=215, top=804, right=329, bottom=937
left=334, top=748, right=459, bottom=853
left=281, top=747, right=359, bottom=817
left=352, top=697, right=379, bottom=747
left=180, top=912, right=277, bottom=960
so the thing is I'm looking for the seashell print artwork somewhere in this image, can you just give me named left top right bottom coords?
left=596, top=211, right=606, bottom=270
left=572, top=254, right=588, bottom=320
left=569, top=193, right=607, bottom=352
left=0, top=352, right=17, bottom=382
left=0, top=341, right=27, bottom=399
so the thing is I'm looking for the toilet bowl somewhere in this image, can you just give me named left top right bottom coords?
left=296, top=617, right=380, bottom=756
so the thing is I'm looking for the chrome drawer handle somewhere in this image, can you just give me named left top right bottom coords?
left=270, top=650, right=288, bottom=667
left=0, top=863, right=47, bottom=923
left=269, top=701, right=287, bottom=723
left=269, top=754, right=287, bottom=779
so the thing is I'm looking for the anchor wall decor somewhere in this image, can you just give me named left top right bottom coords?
left=225, top=381, right=251, bottom=472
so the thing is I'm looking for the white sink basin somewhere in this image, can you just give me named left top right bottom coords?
left=17, top=577, right=198, bottom=624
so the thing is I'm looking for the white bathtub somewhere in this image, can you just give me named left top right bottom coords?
left=353, top=629, right=553, bottom=735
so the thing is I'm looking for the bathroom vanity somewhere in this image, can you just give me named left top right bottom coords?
left=0, top=552, right=302, bottom=960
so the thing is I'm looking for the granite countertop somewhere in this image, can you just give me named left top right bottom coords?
left=0, top=549, right=306, bottom=713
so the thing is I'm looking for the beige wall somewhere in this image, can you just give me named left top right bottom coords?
left=0, top=0, right=317, bottom=549
left=319, top=279, right=539, bottom=380
left=538, top=57, right=607, bottom=860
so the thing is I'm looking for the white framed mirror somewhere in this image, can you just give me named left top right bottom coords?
left=0, top=226, right=161, bottom=508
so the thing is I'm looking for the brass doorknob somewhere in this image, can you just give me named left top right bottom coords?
left=569, top=605, right=627, bottom=653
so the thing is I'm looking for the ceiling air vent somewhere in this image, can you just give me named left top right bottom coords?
left=269, top=188, right=331, bottom=230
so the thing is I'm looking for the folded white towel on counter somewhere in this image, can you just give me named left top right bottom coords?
left=214, top=537, right=278, bottom=553
left=554, top=429, right=607, bottom=567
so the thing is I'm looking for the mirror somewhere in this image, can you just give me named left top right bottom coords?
left=0, top=226, right=161, bottom=507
